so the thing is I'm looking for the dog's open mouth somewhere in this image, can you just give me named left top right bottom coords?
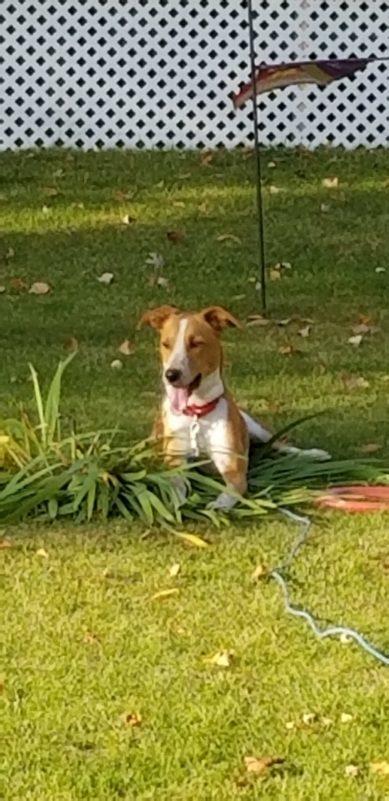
left=167, top=373, right=201, bottom=412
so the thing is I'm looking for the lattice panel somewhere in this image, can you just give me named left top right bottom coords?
left=1, top=0, right=388, bottom=150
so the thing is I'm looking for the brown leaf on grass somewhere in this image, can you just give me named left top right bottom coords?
left=341, top=374, right=370, bottom=391
left=0, top=539, right=12, bottom=549
left=29, top=281, right=51, bottom=295
left=42, top=186, right=60, bottom=197
left=121, top=712, right=142, bottom=728
left=244, top=755, right=285, bottom=776
left=268, top=185, right=283, bottom=194
left=359, top=443, right=382, bottom=454
left=118, top=339, right=135, bottom=356
left=114, top=189, right=134, bottom=202
left=36, top=548, right=49, bottom=559
left=348, top=334, right=363, bottom=347
left=251, top=564, right=269, bottom=581
left=63, top=336, right=79, bottom=352
left=279, top=344, right=302, bottom=356
left=121, top=214, right=136, bottom=225
left=298, top=325, right=311, bottom=338
left=370, top=761, right=389, bottom=776
left=168, top=563, right=181, bottom=578
left=167, top=229, right=185, bottom=244
left=270, top=268, right=281, bottom=281
left=246, top=314, right=271, bottom=327
left=151, top=588, right=179, bottom=601
left=322, top=176, right=339, bottom=189
left=208, top=650, right=234, bottom=668
left=216, top=233, right=242, bottom=244
left=200, top=151, right=213, bottom=167
left=352, top=323, right=371, bottom=335
left=10, top=277, right=28, bottom=292
left=97, top=272, right=114, bottom=285
left=345, top=764, right=360, bottom=778
left=83, top=631, right=100, bottom=645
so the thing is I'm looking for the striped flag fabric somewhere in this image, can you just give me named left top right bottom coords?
left=232, top=58, right=370, bottom=108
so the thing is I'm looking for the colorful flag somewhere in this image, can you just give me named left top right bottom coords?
left=232, top=58, right=370, bottom=109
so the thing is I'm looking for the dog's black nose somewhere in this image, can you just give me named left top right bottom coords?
left=165, top=368, right=182, bottom=384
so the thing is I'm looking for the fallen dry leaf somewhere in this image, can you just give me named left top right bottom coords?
left=145, top=252, right=164, bottom=270
left=268, top=161, right=276, bottom=168
left=340, top=712, right=354, bottom=723
left=252, top=564, right=269, bottom=581
left=174, top=531, right=209, bottom=548
left=83, top=631, right=100, bottom=645
left=285, top=721, right=295, bottom=731
left=121, top=712, right=142, bottom=728
left=121, top=214, right=136, bottom=225
left=345, top=764, right=360, bottom=778
left=370, top=760, right=389, bottom=777
left=246, top=315, right=271, bottom=327
left=320, top=203, right=330, bottom=213
left=268, top=185, right=283, bottom=194
left=29, top=281, right=51, bottom=295
left=321, top=717, right=333, bottom=727
left=63, top=336, right=79, bottom=352
left=375, top=267, right=386, bottom=274
left=348, top=334, right=363, bottom=347
left=42, top=186, right=59, bottom=197
left=36, top=548, right=49, bottom=559
left=151, top=588, right=179, bottom=601
left=168, top=563, right=181, bottom=578
left=322, top=176, right=339, bottom=189
left=208, top=650, right=234, bottom=668
left=359, top=443, right=382, bottom=454
left=110, top=359, right=123, bottom=370
left=0, top=539, right=12, bottom=549
left=244, top=755, right=285, bottom=776
left=298, top=325, right=311, bottom=338
left=216, top=233, right=242, bottom=244
left=269, top=268, right=281, bottom=281
left=279, top=344, right=302, bottom=356
left=156, top=276, right=170, bottom=288
left=0, top=286, right=6, bottom=294
left=118, top=339, right=135, bottom=356
left=167, top=229, right=185, bottom=244
left=10, top=277, right=28, bottom=292
left=200, top=151, right=213, bottom=166
left=302, top=712, right=317, bottom=726
left=352, top=323, right=371, bottom=335
left=341, top=374, right=370, bottom=391
left=97, top=272, right=114, bottom=285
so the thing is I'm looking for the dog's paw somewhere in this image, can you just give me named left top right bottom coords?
left=299, top=448, right=331, bottom=461
left=208, top=492, right=238, bottom=511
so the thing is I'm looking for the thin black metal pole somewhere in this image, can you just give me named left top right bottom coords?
left=247, top=0, right=267, bottom=311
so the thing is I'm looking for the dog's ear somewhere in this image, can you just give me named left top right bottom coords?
left=138, top=305, right=179, bottom=331
left=201, top=306, right=242, bottom=333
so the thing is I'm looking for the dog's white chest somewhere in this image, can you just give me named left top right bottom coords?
left=163, top=398, right=231, bottom=471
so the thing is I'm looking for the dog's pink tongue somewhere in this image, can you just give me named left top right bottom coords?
left=168, top=386, right=189, bottom=412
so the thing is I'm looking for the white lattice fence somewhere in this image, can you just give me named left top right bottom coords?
left=1, top=0, right=388, bottom=150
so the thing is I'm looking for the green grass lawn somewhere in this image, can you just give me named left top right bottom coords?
left=1, top=147, right=389, bottom=800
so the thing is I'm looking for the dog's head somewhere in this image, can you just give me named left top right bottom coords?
left=140, top=305, right=241, bottom=410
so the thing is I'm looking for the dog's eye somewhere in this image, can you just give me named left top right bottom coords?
left=161, top=341, right=171, bottom=349
left=189, top=338, right=204, bottom=349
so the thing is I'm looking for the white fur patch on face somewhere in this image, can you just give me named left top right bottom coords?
left=165, top=318, right=189, bottom=377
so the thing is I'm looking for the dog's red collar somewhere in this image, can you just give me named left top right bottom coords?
left=183, top=396, right=222, bottom=418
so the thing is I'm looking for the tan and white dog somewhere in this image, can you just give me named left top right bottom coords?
left=141, top=305, right=329, bottom=510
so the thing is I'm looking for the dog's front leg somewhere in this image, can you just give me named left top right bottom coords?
left=209, top=462, right=248, bottom=510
